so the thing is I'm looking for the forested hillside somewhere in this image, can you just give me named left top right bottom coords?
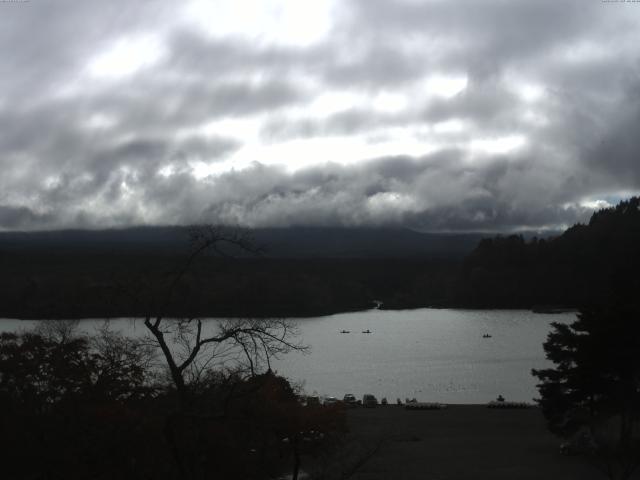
left=0, top=228, right=467, bottom=319
left=454, top=197, right=640, bottom=308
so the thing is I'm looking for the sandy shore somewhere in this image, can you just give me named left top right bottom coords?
left=341, top=405, right=617, bottom=480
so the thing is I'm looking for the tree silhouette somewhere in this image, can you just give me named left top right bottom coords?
left=134, top=226, right=307, bottom=401
left=0, top=323, right=339, bottom=479
left=456, top=196, right=640, bottom=309
left=532, top=305, right=640, bottom=479
left=0, top=327, right=161, bottom=479
left=128, top=226, right=312, bottom=479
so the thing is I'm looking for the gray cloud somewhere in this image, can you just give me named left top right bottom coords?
left=582, top=80, right=640, bottom=187
left=0, top=0, right=639, bottom=231
left=0, top=205, right=56, bottom=230
left=177, top=149, right=589, bottom=231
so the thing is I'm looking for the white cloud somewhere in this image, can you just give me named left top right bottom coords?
left=182, top=0, right=337, bottom=46
left=425, top=74, right=468, bottom=98
left=307, top=91, right=366, bottom=117
left=470, top=135, right=527, bottom=155
left=87, top=34, right=166, bottom=79
left=373, top=92, right=409, bottom=113
left=579, top=199, right=612, bottom=210
left=517, top=84, right=545, bottom=103
left=432, top=119, right=467, bottom=134
left=84, top=113, right=118, bottom=130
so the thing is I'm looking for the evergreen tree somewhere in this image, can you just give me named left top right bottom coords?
left=532, top=305, right=640, bottom=479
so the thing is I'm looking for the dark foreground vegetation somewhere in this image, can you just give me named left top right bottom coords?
left=0, top=323, right=348, bottom=480
left=533, top=304, right=640, bottom=480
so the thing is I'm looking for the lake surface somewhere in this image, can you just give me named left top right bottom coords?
left=0, top=308, right=575, bottom=404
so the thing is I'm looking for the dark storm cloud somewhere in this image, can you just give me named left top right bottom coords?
left=35, top=143, right=578, bottom=232
left=0, top=0, right=639, bottom=231
left=0, top=206, right=56, bottom=230
left=180, top=149, right=587, bottom=231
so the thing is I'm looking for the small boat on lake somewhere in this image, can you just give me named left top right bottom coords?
left=482, top=334, right=492, bottom=338
left=362, top=329, right=372, bottom=334
left=340, top=330, right=350, bottom=334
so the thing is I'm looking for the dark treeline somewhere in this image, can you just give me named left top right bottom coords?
left=0, top=226, right=473, bottom=318
left=454, top=197, right=640, bottom=309
left=1, top=198, right=639, bottom=318
left=0, top=254, right=459, bottom=318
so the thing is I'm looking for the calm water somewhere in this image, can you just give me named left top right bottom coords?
left=0, top=308, right=575, bottom=404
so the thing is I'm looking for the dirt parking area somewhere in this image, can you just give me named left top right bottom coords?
left=342, top=405, right=614, bottom=480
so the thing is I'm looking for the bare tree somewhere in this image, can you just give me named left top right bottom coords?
left=34, top=319, right=81, bottom=344
left=139, top=226, right=307, bottom=399
left=122, top=226, right=311, bottom=479
left=90, top=322, right=159, bottom=400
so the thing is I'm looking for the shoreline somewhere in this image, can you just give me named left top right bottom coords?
left=0, top=305, right=578, bottom=321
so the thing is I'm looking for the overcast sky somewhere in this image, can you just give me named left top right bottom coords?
left=1, top=0, right=639, bottom=232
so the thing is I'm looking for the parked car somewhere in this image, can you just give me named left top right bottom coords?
left=324, top=396, right=339, bottom=406
left=362, top=394, right=378, bottom=408
left=343, top=393, right=358, bottom=407
left=306, top=395, right=320, bottom=407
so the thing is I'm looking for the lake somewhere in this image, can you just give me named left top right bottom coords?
left=0, top=308, right=575, bottom=404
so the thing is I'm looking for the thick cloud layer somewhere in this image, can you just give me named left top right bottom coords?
left=1, top=0, right=639, bottom=231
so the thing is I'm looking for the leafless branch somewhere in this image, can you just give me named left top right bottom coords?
left=135, top=225, right=305, bottom=399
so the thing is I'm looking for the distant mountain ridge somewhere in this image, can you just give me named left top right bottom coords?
left=0, top=226, right=494, bottom=258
